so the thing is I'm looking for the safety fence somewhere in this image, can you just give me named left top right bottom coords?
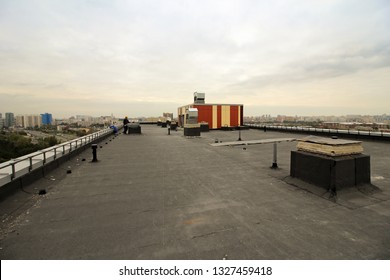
left=245, top=124, right=390, bottom=141
left=0, top=127, right=114, bottom=187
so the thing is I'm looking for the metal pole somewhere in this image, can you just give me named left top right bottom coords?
left=271, top=142, right=278, bottom=168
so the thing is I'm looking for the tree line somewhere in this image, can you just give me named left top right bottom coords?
left=0, top=132, right=59, bottom=163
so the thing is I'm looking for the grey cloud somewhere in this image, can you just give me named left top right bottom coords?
left=229, top=44, right=390, bottom=91
left=301, top=45, right=390, bottom=78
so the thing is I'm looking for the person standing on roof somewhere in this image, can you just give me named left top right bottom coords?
left=123, top=116, right=129, bottom=134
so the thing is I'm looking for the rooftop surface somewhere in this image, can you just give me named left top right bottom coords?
left=0, top=125, right=389, bottom=260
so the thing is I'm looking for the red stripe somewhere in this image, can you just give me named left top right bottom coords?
left=230, top=106, right=239, bottom=127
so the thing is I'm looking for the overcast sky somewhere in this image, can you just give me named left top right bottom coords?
left=0, top=0, right=389, bottom=118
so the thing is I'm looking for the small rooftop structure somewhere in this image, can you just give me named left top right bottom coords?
left=193, top=92, right=205, bottom=104
left=291, top=136, right=370, bottom=191
left=178, top=93, right=244, bottom=129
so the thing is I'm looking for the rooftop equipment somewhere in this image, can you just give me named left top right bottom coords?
left=127, top=122, right=141, bottom=134
left=291, top=136, right=370, bottom=192
left=186, top=108, right=199, bottom=125
left=193, top=92, right=205, bottom=104
left=184, top=108, right=200, bottom=136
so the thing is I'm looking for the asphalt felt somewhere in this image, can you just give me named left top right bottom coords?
left=1, top=125, right=389, bottom=259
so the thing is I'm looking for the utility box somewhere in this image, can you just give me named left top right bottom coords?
left=184, top=108, right=200, bottom=136
left=200, top=122, right=209, bottom=132
left=186, top=108, right=198, bottom=125
left=170, top=122, right=178, bottom=130
left=127, top=123, right=141, bottom=134
left=194, top=92, right=205, bottom=104
left=184, top=124, right=201, bottom=136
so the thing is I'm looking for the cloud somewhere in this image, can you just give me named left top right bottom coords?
left=227, top=44, right=390, bottom=93
left=0, top=0, right=389, bottom=117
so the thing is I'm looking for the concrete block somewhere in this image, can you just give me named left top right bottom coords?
left=290, top=150, right=371, bottom=190
left=128, top=126, right=141, bottom=134
left=200, top=123, right=209, bottom=132
left=184, top=127, right=201, bottom=137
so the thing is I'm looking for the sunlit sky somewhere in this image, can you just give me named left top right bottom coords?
left=1, top=0, right=389, bottom=118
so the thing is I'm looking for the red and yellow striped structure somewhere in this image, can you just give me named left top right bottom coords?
left=178, top=104, right=244, bottom=129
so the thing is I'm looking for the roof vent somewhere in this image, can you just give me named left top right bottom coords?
left=194, top=92, right=205, bottom=104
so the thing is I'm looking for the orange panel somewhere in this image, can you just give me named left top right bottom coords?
left=195, top=105, right=213, bottom=125
left=230, top=106, right=239, bottom=127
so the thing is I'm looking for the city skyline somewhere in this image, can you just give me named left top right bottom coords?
left=1, top=0, right=390, bottom=118
left=1, top=110, right=389, bottom=122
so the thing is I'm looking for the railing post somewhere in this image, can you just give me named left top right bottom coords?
left=43, top=151, right=46, bottom=164
left=11, top=161, right=15, bottom=180
left=29, top=157, right=33, bottom=171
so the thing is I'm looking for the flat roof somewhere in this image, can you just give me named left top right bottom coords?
left=0, top=126, right=389, bottom=259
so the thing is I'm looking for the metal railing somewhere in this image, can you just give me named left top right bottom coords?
left=0, top=127, right=113, bottom=187
left=244, top=124, right=390, bottom=140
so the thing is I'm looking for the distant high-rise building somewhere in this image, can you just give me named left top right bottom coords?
left=16, top=115, right=42, bottom=128
left=5, top=113, right=15, bottom=128
left=26, top=115, right=42, bottom=128
left=41, top=113, right=53, bottom=125
left=15, top=115, right=25, bottom=127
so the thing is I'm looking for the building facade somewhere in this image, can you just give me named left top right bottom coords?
left=41, top=113, right=53, bottom=125
left=16, top=115, right=42, bottom=128
left=4, top=113, right=15, bottom=128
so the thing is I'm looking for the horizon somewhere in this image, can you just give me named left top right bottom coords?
left=2, top=110, right=390, bottom=121
left=1, top=105, right=390, bottom=120
left=1, top=0, right=390, bottom=117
